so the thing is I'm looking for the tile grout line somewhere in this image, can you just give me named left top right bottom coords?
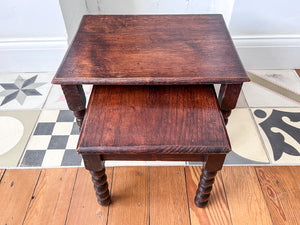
left=41, top=84, right=54, bottom=110
left=248, top=71, right=300, bottom=101
left=247, top=108, right=273, bottom=165
left=183, top=166, right=192, bottom=225
left=21, top=169, right=43, bottom=225
left=253, top=167, right=275, bottom=225
left=219, top=170, right=234, bottom=225
left=64, top=167, right=79, bottom=225
left=240, top=88, right=250, bottom=108
left=245, top=79, right=300, bottom=107
left=17, top=110, right=42, bottom=167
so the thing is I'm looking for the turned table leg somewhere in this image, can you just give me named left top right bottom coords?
left=194, top=154, right=226, bottom=208
left=61, top=85, right=86, bottom=128
left=218, top=84, right=242, bottom=124
left=82, top=155, right=111, bottom=206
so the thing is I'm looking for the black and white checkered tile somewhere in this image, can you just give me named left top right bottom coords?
left=20, top=110, right=83, bottom=167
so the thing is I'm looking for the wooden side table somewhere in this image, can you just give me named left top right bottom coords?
left=52, top=15, right=249, bottom=207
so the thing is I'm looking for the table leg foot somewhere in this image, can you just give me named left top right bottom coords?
left=194, top=154, right=226, bottom=208
left=90, top=169, right=111, bottom=206
left=74, top=109, right=86, bottom=128
left=194, top=170, right=217, bottom=207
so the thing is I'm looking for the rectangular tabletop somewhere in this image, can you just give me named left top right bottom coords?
left=78, top=85, right=231, bottom=154
left=53, top=15, right=249, bottom=85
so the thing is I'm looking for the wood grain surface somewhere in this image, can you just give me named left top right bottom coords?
left=256, top=166, right=300, bottom=225
left=0, top=169, right=41, bottom=225
left=1, top=166, right=300, bottom=224
left=53, top=15, right=248, bottom=85
left=66, top=167, right=113, bottom=225
left=222, top=166, right=273, bottom=225
left=78, top=85, right=230, bottom=156
left=150, top=167, right=190, bottom=225
left=108, top=167, right=149, bottom=225
left=23, top=168, right=77, bottom=225
left=289, top=166, right=300, bottom=185
left=185, top=166, right=231, bottom=225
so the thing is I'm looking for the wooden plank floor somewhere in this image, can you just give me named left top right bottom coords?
left=0, top=166, right=300, bottom=225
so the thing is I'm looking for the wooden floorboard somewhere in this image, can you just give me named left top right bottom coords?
left=23, top=168, right=78, bottom=225
left=108, top=167, right=149, bottom=225
left=0, top=169, right=41, bottom=225
left=1, top=166, right=300, bottom=224
left=185, top=166, right=231, bottom=225
left=150, top=167, right=190, bottom=225
left=66, top=167, right=113, bottom=225
left=222, top=166, right=273, bottom=225
left=256, top=166, right=300, bottom=225
left=289, top=166, right=300, bottom=186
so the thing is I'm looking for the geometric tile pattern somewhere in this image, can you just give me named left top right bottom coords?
left=0, top=70, right=300, bottom=168
left=243, top=70, right=300, bottom=107
left=252, top=108, right=300, bottom=165
left=0, top=75, right=46, bottom=106
left=0, top=110, right=40, bottom=167
left=0, top=73, right=53, bottom=110
left=224, top=108, right=270, bottom=165
left=20, top=110, right=82, bottom=167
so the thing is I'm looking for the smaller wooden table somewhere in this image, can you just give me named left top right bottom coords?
left=78, top=85, right=230, bottom=207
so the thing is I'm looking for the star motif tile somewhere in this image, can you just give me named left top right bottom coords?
left=0, top=73, right=53, bottom=109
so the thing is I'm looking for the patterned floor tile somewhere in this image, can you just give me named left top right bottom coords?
left=224, top=108, right=270, bottom=164
left=243, top=70, right=300, bottom=107
left=249, top=70, right=300, bottom=95
left=20, top=110, right=82, bottom=167
left=252, top=108, right=300, bottom=165
left=243, top=82, right=300, bottom=107
left=44, top=85, right=92, bottom=109
left=0, top=110, right=40, bottom=167
left=0, top=73, right=53, bottom=109
left=214, top=84, right=248, bottom=108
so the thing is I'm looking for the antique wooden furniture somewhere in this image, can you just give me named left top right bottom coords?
left=78, top=85, right=230, bottom=207
left=52, top=15, right=249, bottom=208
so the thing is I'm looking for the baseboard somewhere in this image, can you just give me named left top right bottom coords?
left=233, top=35, right=300, bottom=69
left=0, top=38, right=68, bottom=72
left=1, top=36, right=299, bottom=72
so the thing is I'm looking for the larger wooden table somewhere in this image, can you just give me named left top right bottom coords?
left=52, top=15, right=249, bottom=208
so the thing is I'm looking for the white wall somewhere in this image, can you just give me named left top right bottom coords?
left=61, top=0, right=234, bottom=44
left=229, top=0, right=300, bottom=69
left=0, top=0, right=68, bottom=72
left=59, top=0, right=87, bottom=44
left=1, top=0, right=300, bottom=72
left=85, top=0, right=234, bottom=23
left=58, top=0, right=300, bottom=69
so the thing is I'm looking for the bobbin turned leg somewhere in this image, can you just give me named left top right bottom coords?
left=82, top=155, right=111, bottom=206
left=61, top=85, right=86, bottom=128
left=194, top=154, right=226, bottom=208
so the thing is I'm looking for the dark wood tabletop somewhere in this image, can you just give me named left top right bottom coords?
left=78, top=85, right=230, bottom=155
left=53, top=15, right=249, bottom=85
